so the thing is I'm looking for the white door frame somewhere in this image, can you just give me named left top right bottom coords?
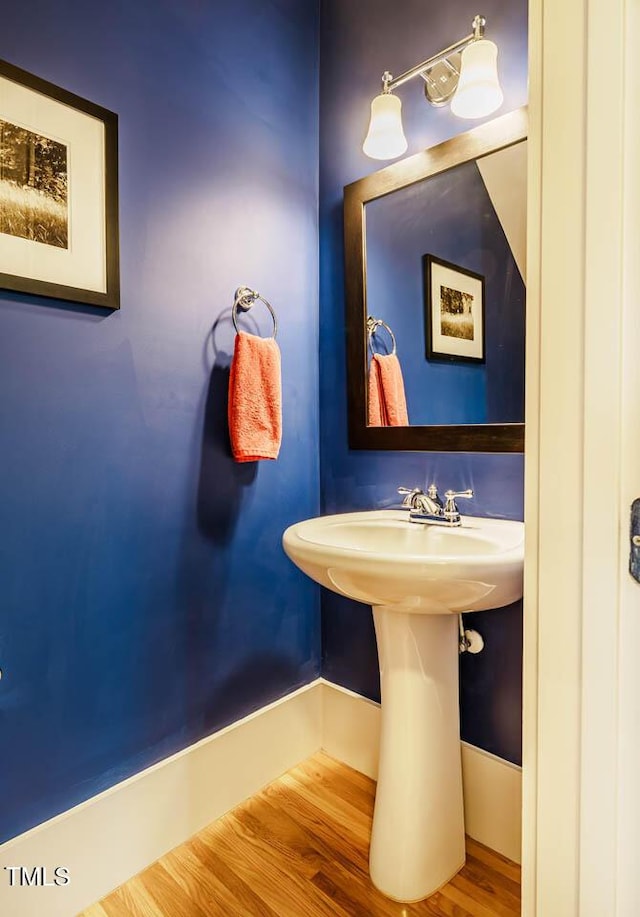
left=615, top=2, right=640, bottom=907
left=524, top=0, right=639, bottom=913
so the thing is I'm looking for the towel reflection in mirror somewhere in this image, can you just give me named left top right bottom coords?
left=367, top=317, right=409, bottom=426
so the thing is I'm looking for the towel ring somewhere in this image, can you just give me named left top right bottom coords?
left=367, top=316, right=397, bottom=357
left=232, top=287, right=278, bottom=339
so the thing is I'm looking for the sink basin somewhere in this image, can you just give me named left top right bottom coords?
left=283, top=509, right=523, bottom=612
left=283, top=509, right=524, bottom=904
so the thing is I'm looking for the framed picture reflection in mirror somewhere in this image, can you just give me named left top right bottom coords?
left=424, top=255, right=485, bottom=364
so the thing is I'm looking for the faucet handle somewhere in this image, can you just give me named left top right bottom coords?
left=397, top=486, right=423, bottom=508
left=443, top=489, right=474, bottom=519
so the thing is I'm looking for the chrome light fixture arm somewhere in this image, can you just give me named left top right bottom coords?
left=363, top=14, right=502, bottom=160
left=381, top=16, right=484, bottom=95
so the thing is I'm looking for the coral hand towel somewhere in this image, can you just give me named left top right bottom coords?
left=367, top=353, right=409, bottom=426
left=228, top=331, right=282, bottom=461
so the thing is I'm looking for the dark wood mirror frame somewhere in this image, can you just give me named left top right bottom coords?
left=344, top=106, right=527, bottom=453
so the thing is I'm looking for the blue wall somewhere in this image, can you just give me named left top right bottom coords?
left=319, top=0, right=527, bottom=765
left=366, top=160, right=526, bottom=424
left=0, top=0, right=320, bottom=843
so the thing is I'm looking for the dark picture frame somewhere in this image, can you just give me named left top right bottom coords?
left=424, top=254, right=485, bottom=364
left=0, top=59, right=119, bottom=310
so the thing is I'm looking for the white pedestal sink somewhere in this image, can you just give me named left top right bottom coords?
left=283, top=510, right=524, bottom=903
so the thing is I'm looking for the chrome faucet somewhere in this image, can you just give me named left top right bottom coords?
left=398, top=485, right=442, bottom=515
left=398, top=485, right=473, bottom=526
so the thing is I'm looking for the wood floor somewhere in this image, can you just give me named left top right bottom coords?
left=81, top=753, right=521, bottom=917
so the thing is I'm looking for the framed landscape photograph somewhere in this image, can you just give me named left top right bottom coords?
left=0, top=59, right=119, bottom=309
left=423, top=254, right=485, bottom=363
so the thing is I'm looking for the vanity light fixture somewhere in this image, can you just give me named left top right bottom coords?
left=363, top=14, right=504, bottom=160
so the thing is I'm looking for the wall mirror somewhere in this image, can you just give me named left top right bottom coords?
left=344, top=107, right=527, bottom=452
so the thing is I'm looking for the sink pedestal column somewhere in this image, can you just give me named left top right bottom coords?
left=369, top=607, right=465, bottom=903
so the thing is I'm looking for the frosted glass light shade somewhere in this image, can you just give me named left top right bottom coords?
left=363, top=93, right=408, bottom=160
left=450, top=39, right=504, bottom=119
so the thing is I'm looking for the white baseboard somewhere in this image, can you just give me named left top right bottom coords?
left=460, top=741, right=522, bottom=863
left=321, top=679, right=381, bottom=779
left=0, top=682, right=322, bottom=917
left=320, top=679, right=522, bottom=864
left=0, top=677, right=521, bottom=917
